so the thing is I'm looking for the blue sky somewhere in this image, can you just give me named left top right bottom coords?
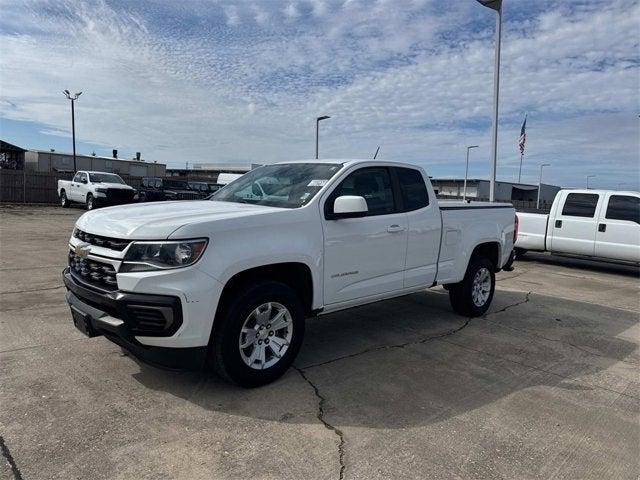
left=1, top=0, right=638, bottom=189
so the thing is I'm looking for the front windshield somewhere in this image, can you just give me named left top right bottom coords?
left=212, top=163, right=342, bottom=208
left=164, top=180, right=189, bottom=190
left=89, top=173, right=125, bottom=184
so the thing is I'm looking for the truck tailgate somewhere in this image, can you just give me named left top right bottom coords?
left=515, top=212, right=549, bottom=251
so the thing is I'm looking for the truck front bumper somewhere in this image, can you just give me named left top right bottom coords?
left=62, top=267, right=207, bottom=370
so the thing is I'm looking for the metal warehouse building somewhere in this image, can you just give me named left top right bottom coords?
left=432, top=178, right=561, bottom=206
left=24, top=150, right=166, bottom=177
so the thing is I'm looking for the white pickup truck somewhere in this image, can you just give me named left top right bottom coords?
left=515, top=189, right=639, bottom=264
left=62, top=159, right=516, bottom=387
left=58, top=171, right=136, bottom=210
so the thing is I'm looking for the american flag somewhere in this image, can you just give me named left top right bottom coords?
left=518, top=115, right=527, bottom=155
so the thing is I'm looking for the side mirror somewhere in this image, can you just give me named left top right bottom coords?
left=331, top=195, right=368, bottom=219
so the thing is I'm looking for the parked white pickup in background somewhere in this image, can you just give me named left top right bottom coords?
left=516, top=189, right=640, bottom=264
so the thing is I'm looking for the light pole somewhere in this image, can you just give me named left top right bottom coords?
left=586, top=175, right=596, bottom=189
left=536, top=163, right=550, bottom=209
left=63, top=90, right=82, bottom=172
left=463, top=145, right=479, bottom=201
left=476, top=0, right=502, bottom=202
left=315, top=115, right=330, bottom=159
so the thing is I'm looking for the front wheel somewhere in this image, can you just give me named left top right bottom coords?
left=209, top=281, right=305, bottom=387
left=86, top=193, right=95, bottom=210
left=448, top=256, right=496, bottom=317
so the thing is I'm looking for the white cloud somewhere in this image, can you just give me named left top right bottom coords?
left=0, top=0, right=638, bottom=189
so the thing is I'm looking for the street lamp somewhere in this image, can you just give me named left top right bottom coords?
left=586, top=175, right=596, bottom=189
left=315, top=115, right=331, bottom=159
left=62, top=90, right=82, bottom=172
left=536, top=163, right=550, bottom=210
left=463, top=145, right=479, bottom=201
left=476, top=0, right=502, bottom=202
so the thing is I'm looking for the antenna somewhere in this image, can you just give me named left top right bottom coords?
left=373, top=146, right=380, bottom=159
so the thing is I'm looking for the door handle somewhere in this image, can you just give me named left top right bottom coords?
left=387, top=224, right=406, bottom=233
left=598, top=223, right=606, bottom=232
left=555, top=220, right=562, bottom=228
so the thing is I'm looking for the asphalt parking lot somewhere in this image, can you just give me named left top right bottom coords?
left=1, top=205, right=638, bottom=480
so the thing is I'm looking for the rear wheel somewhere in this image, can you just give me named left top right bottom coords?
left=209, top=281, right=305, bottom=387
left=60, top=191, right=69, bottom=208
left=448, top=256, right=495, bottom=317
left=86, top=193, right=95, bottom=210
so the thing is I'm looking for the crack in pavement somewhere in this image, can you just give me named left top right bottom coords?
left=290, top=291, right=531, bottom=480
left=0, top=435, right=23, bottom=480
left=293, top=366, right=346, bottom=480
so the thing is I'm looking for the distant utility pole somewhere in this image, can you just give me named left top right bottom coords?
left=315, top=115, right=331, bottom=159
left=373, top=146, right=380, bottom=159
left=62, top=90, right=82, bottom=172
left=476, top=0, right=503, bottom=202
left=586, top=175, right=596, bottom=189
left=537, top=163, right=550, bottom=209
left=463, top=145, right=479, bottom=201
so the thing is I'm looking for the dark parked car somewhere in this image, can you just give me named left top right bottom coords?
left=138, top=177, right=201, bottom=202
left=188, top=181, right=223, bottom=198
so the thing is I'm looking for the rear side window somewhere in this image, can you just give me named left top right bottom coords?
left=606, top=195, right=640, bottom=224
left=561, top=193, right=599, bottom=218
left=395, top=168, right=429, bottom=211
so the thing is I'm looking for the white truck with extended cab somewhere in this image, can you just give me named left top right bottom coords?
left=63, top=159, right=517, bottom=386
left=58, top=171, right=136, bottom=210
left=515, top=189, right=639, bottom=264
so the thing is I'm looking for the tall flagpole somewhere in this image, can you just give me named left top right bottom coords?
left=488, top=4, right=502, bottom=202
left=518, top=153, right=523, bottom=183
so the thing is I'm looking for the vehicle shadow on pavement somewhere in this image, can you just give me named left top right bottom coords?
left=130, top=289, right=639, bottom=430
left=516, top=252, right=640, bottom=278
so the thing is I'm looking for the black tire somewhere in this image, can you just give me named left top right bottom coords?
left=514, top=247, right=527, bottom=259
left=448, top=256, right=496, bottom=317
left=60, top=190, right=70, bottom=208
left=138, top=192, right=147, bottom=202
left=209, top=281, right=305, bottom=388
left=86, top=193, right=95, bottom=210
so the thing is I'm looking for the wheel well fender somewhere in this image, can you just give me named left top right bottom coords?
left=215, top=262, right=315, bottom=320
left=469, top=241, right=501, bottom=271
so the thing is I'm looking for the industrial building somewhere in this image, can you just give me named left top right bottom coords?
left=23, top=149, right=166, bottom=177
left=431, top=178, right=561, bottom=206
left=0, top=140, right=27, bottom=170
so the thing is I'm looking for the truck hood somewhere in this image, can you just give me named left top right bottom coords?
left=94, top=182, right=134, bottom=190
left=76, top=200, right=280, bottom=239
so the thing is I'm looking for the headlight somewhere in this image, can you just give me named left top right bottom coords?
left=96, top=188, right=108, bottom=193
left=120, top=239, right=208, bottom=272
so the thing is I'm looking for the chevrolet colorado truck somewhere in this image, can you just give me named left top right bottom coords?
left=515, top=189, right=639, bottom=264
left=58, top=171, right=136, bottom=210
left=63, top=159, right=517, bottom=387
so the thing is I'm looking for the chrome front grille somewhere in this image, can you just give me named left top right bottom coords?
left=74, top=229, right=130, bottom=251
left=68, top=250, right=118, bottom=291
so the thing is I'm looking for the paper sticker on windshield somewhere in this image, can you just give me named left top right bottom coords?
left=308, top=179, right=328, bottom=187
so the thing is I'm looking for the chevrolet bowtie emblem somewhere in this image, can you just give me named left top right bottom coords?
left=75, top=242, right=90, bottom=258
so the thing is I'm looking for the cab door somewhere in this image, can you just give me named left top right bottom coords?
left=69, top=172, right=84, bottom=201
left=322, top=167, right=408, bottom=305
left=549, top=192, right=600, bottom=256
left=595, top=193, right=640, bottom=262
